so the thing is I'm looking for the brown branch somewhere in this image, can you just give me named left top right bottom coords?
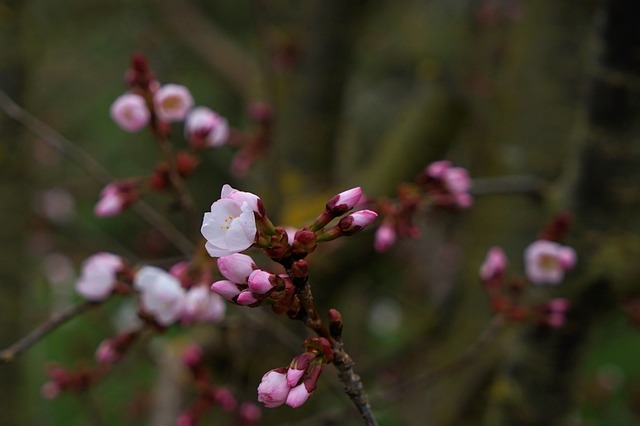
left=0, top=300, right=99, bottom=363
left=0, top=88, right=196, bottom=255
left=292, top=277, right=377, bottom=425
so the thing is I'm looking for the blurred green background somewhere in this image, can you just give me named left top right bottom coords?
left=2, top=0, right=640, bottom=425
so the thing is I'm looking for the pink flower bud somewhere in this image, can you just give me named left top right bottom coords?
left=338, top=209, right=378, bottom=234
left=210, top=280, right=242, bottom=301
left=185, top=106, right=229, bottom=148
left=479, top=247, right=507, bottom=281
left=374, top=222, right=397, bottom=253
left=248, top=270, right=273, bottom=294
left=217, top=253, right=256, bottom=284
left=238, top=402, right=262, bottom=423
left=326, top=187, right=363, bottom=214
left=75, top=252, right=123, bottom=301
left=426, top=160, right=451, bottom=179
left=285, top=383, right=312, bottom=408
left=214, top=388, right=238, bottom=412
left=110, top=93, right=150, bottom=132
left=257, top=369, right=290, bottom=408
left=95, top=338, right=120, bottom=364
left=153, top=84, right=194, bottom=122
left=41, top=381, right=61, bottom=400
left=442, top=167, right=471, bottom=194
left=236, top=290, right=259, bottom=305
left=94, top=181, right=137, bottom=217
left=181, top=344, right=202, bottom=369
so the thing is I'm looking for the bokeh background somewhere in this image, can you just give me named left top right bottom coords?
left=2, top=0, right=640, bottom=425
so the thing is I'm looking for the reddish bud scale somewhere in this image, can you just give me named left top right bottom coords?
left=176, top=151, right=200, bottom=177
left=290, top=260, right=308, bottom=279
left=292, top=230, right=317, bottom=255
left=539, top=211, right=573, bottom=242
left=328, top=308, right=343, bottom=339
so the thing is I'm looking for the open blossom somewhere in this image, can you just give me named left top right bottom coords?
left=185, top=106, right=229, bottom=148
left=524, top=240, right=576, bottom=285
left=201, top=185, right=261, bottom=257
left=153, top=84, right=194, bottom=122
left=181, top=285, right=225, bottom=324
left=75, top=252, right=123, bottom=301
left=134, top=266, right=186, bottom=326
left=110, top=93, right=150, bottom=132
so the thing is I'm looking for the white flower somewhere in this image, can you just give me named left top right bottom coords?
left=153, top=84, right=194, bottom=122
left=75, top=252, right=123, bottom=301
left=134, top=266, right=186, bottom=326
left=201, top=185, right=261, bottom=257
left=181, top=286, right=225, bottom=324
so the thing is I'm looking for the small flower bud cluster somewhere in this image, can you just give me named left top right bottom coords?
left=178, top=344, right=261, bottom=426
left=98, top=55, right=234, bottom=218
left=257, top=337, right=332, bottom=408
left=373, top=160, right=472, bottom=253
left=478, top=215, right=577, bottom=328
left=41, top=363, right=96, bottom=400
left=95, top=330, right=138, bottom=365
left=75, top=252, right=128, bottom=301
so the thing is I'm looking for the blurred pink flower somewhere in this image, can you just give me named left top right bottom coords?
left=182, top=285, right=225, bottom=324
left=110, top=93, right=150, bottom=132
left=524, top=240, right=576, bottom=285
left=134, top=266, right=186, bottom=326
left=479, top=246, right=507, bottom=281
left=153, top=84, right=194, bottom=122
left=75, top=252, right=123, bottom=301
left=185, top=106, right=229, bottom=147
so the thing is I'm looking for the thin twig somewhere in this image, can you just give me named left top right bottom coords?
left=0, top=301, right=99, bottom=363
left=0, top=88, right=195, bottom=255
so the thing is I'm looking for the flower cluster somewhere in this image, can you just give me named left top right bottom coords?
left=257, top=338, right=332, bottom=408
left=478, top=215, right=577, bottom=328
left=373, top=160, right=473, bottom=252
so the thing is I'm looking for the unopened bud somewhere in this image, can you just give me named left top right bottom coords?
left=328, top=308, right=343, bottom=339
left=290, top=260, right=308, bottom=279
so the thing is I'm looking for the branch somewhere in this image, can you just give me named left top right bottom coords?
left=0, top=89, right=196, bottom=255
left=0, top=300, right=99, bottom=363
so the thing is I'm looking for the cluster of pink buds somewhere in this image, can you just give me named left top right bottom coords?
left=478, top=213, right=577, bottom=328
left=94, top=180, right=139, bottom=218
left=373, top=160, right=472, bottom=252
left=177, top=344, right=261, bottom=426
left=257, top=337, right=332, bottom=408
left=40, top=363, right=96, bottom=400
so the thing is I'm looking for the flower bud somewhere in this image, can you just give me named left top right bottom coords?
left=292, top=230, right=317, bottom=255
left=257, top=368, right=290, bottom=408
left=210, top=280, right=242, bottom=301
left=374, top=222, right=396, bottom=253
left=237, top=290, right=260, bottom=305
left=185, top=106, right=229, bottom=148
left=248, top=270, right=274, bottom=294
left=217, top=253, right=256, bottom=284
left=338, top=209, right=378, bottom=235
left=325, top=187, right=362, bottom=215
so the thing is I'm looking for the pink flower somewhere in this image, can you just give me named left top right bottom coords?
left=134, top=266, right=186, bottom=326
left=545, top=298, right=570, bottom=328
left=257, top=369, right=290, bottom=408
left=153, top=84, right=194, bottom=122
left=185, top=106, right=229, bottom=147
left=95, top=338, right=120, bottom=364
left=182, top=286, right=226, bottom=324
left=201, top=185, right=261, bottom=257
left=238, top=402, right=262, bottom=423
left=94, top=181, right=137, bottom=217
left=248, top=269, right=273, bottom=294
left=285, top=383, right=312, bottom=408
left=374, top=222, right=397, bottom=253
left=75, top=252, right=123, bottom=301
left=110, top=93, right=150, bottom=132
left=442, top=167, right=471, bottom=194
left=524, top=240, right=576, bottom=285
left=210, top=280, right=242, bottom=300
left=217, top=253, right=256, bottom=284
left=479, top=247, right=507, bottom=281
left=426, top=160, right=451, bottom=179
